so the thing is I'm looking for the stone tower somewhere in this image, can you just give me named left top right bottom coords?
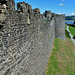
left=55, top=14, right=65, bottom=40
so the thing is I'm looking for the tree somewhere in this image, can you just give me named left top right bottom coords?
left=73, top=21, right=75, bottom=24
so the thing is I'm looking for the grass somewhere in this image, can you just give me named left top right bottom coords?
left=45, top=27, right=75, bottom=75
left=65, top=26, right=70, bottom=39
left=69, top=26, right=75, bottom=36
left=45, top=38, right=75, bottom=75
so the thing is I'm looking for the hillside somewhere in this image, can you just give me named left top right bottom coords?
left=65, top=15, right=75, bottom=20
left=45, top=29, right=75, bottom=75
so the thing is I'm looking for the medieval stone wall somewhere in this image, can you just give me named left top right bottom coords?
left=0, top=0, right=65, bottom=75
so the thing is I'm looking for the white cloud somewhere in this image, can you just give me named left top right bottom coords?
left=59, top=3, right=64, bottom=6
left=66, top=13, right=75, bottom=16
left=71, top=13, right=75, bottom=15
left=56, top=13, right=62, bottom=15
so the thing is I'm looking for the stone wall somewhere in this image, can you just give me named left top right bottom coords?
left=0, top=0, right=65, bottom=75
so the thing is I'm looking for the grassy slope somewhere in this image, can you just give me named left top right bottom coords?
left=45, top=28, right=75, bottom=75
left=69, top=26, right=75, bottom=36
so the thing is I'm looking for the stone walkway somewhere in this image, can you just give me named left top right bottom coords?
left=66, top=26, right=75, bottom=46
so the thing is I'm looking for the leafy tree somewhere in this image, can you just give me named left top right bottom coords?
left=73, top=21, right=75, bottom=24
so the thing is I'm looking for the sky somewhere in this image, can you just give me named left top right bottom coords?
left=14, top=0, right=75, bottom=16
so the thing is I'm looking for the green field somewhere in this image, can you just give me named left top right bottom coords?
left=69, top=26, right=75, bottom=36
left=45, top=28, right=75, bottom=75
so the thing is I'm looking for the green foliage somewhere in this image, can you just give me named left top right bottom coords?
left=65, top=30, right=70, bottom=38
left=67, top=24, right=75, bottom=27
left=65, top=26, right=70, bottom=39
left=69, top=26, right=75, bottom=36
left=73, top=21, right=75, bottom=24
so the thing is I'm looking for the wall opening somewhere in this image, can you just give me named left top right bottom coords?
left=0, top=10, right=2, bottom=14
left=0, top=25, right=3, bottom=30
left=20, top=8, right=23, bottom=13
left=0, top=1, right=7, bottom=5
left=28, top=10, right=30, bottom=13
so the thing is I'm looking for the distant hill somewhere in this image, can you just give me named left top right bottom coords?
left=65, top=15, right=75, bottom=20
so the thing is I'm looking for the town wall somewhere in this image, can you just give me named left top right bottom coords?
left=0, top=0, right=65, bottom=75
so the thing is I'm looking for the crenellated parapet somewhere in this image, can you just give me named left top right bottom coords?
left=0, top=0, right=41, bottom=25
left=45, top=11, right=51, bottom=20
left=16, top=2, right=41, bottom=24
left=17, top=2, right=32, bottom=14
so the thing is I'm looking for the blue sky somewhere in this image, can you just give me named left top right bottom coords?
left=14, top=0, right=75, bottom=16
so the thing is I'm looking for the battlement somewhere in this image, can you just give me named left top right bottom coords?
left=17, top=2, right=32, bottom=13
left=44, top=11, right=51, bottom=20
